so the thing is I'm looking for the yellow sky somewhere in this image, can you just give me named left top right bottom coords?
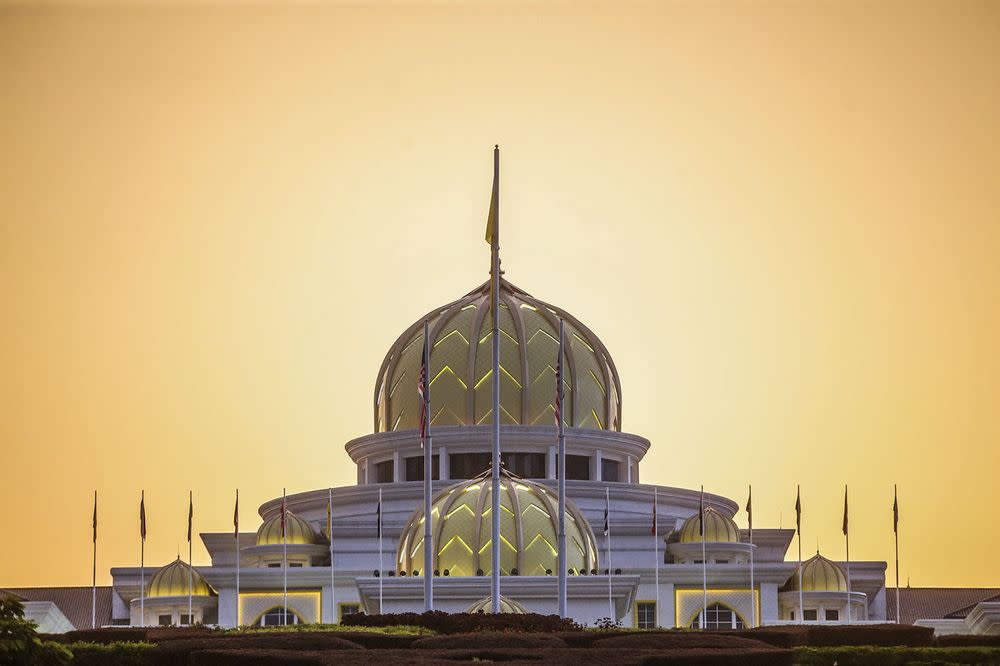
left=1, top=0, right=998, bottom=588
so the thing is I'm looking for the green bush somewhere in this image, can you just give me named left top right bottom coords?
left=65, top=642, right=155, bottom=666
left=793, top=646, right=1000, bottom=665
left=0, top=596, right=72, bottom=666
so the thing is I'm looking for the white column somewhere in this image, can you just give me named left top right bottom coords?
left=363, top=459, right=369, bottom=485
left=547, top=445, right=557, bottom=479
left=661, top=582, right=676, bottom=628
left=439, top=446, right=449, bottom=481
left=217, top=588, right=238, bottom=628
left=593, top=449, right=603, bottom=482
left=760, top=582, right=780, bottom=623
left=626, top=455, right=633, bottom=483
left=393, top=451, right=402, bottom=482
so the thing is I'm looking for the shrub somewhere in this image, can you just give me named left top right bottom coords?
left=413, top=632, right=567, bottom=650
left=0, top=596, right=72, bottom=666
left=188, top=649, right=326, bottom=666
left=65, top=642, right=155, bottom=666
left=793, top=646, right=1000, bottom=666
left=639, top=647, right=794, bottom=665
left=594, top=632, right=773, bottom=650
left=736, top=623, right=934, bottom=648
left=340, top=610, right=579, bottom=634
left=935, top=633, right=1000, bottom=648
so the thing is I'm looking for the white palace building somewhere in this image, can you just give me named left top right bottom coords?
left=7, top=200, right=998, bottom=635
left=99, top=265, right=892, bottom=630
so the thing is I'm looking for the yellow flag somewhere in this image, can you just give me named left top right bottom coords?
left=485, top=184, right=497, bottom=246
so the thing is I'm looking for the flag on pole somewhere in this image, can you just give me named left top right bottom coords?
left=187, top=492, right=194, bottom=543
left=795, top=486, right=802, bottom=536
left=603, top=496, right=610, bottom=536
left=418, top=330, right=429, bottom=448
left=843, top=486, right=849, bottom=536
left=893, top=487, right=899, bottom=534
left=745, top=486, right=753, bottom=530
left=234, top=490, right=239, bottom=538
left=92, top=491, right=98, bottom=543
left=280, top=493, right=287, bottom=538
left=554, top=339, right=563, bottom=428
left=140, top=491, right=147, bottom=540
left=327, top=495, right=333, bottom=540
left=699, top=487, right=705, bottom=536
left=650, top=492, right=657, bottom=536
left=485, top=159, right=498, bottom=246
left=376, top=495, right=382, bottom=538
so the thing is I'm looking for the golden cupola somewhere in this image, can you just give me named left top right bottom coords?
left=147, top=557, right=214, bottom=598
left=782, top=552, right=849, bottom=592
left=677, top=506, right=741, bottom=543
left=256, top=510, right=317, bottom=546
left=397, top=468, right=599, bottom=577
left=374, top=278, right=621, bottom=434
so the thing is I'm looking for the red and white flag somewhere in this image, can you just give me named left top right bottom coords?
left=418, top=336, right=429, bottom=448
left=280, top=491, right=287, bottom=539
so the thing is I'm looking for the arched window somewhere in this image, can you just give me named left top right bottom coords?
left=252, top=607, right=303, bottom=627
left=690, top=603, right=746, bottom=630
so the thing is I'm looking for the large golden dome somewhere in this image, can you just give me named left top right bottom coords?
left=147, top=557, right=214, bottom=597
left=256, top=510, right=317, bottom=546
left=677, top=506, right=741, bottom=543
left=373, top=278, right=621, bottom=434
left=782, top=552, right=849, bottom=592
left=397, top=468, right=599, bottom=577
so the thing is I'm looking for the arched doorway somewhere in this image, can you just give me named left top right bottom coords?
left=252, top=606, right=304, bottom=627
left=689, top=603, right=746, bottom=630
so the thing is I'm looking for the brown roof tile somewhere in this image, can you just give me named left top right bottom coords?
left=2, top=586, right=115, bottom=630
left=886, top=587, right=1000, bottom=625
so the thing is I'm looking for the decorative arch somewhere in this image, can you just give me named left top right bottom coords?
left=251, top=606, right=306, bottom=628
left=687, top=602, right=747, bottom=630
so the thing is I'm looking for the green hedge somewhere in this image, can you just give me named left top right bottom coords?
left=793, top=646, right=1000, bottom=665
left=64, top=642, right=155, bottom=666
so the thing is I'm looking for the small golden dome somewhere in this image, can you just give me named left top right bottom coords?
left=678, top=506, right=741, bottom=543
left=782, top=552, right=848, bottom=592
left=147, top=557, right=214, bottom=597
left=397, top=468, right=599, bottom=577
left=465, top=595, right=531, bottom=614
left=256, top=510, right=317, bottom=546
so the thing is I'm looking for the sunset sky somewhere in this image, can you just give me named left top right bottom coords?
left=1, top=0, right=998, bottom=589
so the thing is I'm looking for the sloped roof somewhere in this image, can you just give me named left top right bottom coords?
left=1, top=586, right=114, bottom=630
left=886, top=587, right=1000, bottom=625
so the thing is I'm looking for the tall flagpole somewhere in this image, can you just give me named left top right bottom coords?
left=421, top=320, right=434, bottom=611
left=700, top=485, right=707, bottom=629
left=556, top=318, right=567, bottom=618
left=378, top=487, right=384, bottom=613
left=282, top=488, right=288, bottom=625
left=187, top=490, right=193, bottom=625
left=796, top=485, right=803, bottom=624
left=605, top=486, right=612, bottom=620
left=488, top=144, right=502, bottom=613
left=747, top=485, right=755, bottom=628
left=844, top=484, right=851, bottom=624
left=139, top=490, right=146, bottom=627
left=234, top=488, right=240, bottom=627
left=653, top=488, right=659, bottom=627
left=92, top=490, right=97, bottom=629
left=894, top=484, right=900, bottom=624
left=328, top=488, right=335, bottom=622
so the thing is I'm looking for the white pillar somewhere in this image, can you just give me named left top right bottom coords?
left=393, top=451, right=402, bottom=482
left=547, top=445, right=557, bottom=479
left=217, top=588, right=238, bottom=628
left=593, top=449, right=603, bottom=482
left=363, top=459, right=369, bottom=485
left=626, top=455, right=633, bottom=483
left=760, top=582, right=780, bottom=623
left=661, top=582, right=676, bottom=628
left=439, top=446, right=449, bottom=480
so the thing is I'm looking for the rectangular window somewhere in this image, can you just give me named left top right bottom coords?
left=339, top=603, right=361, bottom=620
left=405, top=455, right=440, bottom=481
left=449, top=452, right=492, bottom=480
left=374, top=460, right=394, bottom=483
left=825, top=609, right=839, bottom=621
left=636, top=602, right=657, bottom=629
left=503, top=452, right=546, bottom=478
left=601, top=459, right=621, bottom=482
left=566, top=455, right=590, bottom=480
left=693, top=559, right=704, bottom=564
left=803, top=609, right=818, bottom=621
left=715, top=559, right=729, bottom=564
left=289, top=562, right=303, bottom=568
left=181, top=614, right=193, bottom=625
left=267, top=563, right=281, bottom=568
left=158, top=614, right=172, bottom=626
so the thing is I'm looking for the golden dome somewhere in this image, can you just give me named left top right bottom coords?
left=256, top=510, right=317, bottom=546
left=782, top=552, right=849, bottom=592
left=678, top=506, right=741, bottom=543
left=465, top=595, right=531, bottom=614
left=147, top=557, right=214, bottom=597
left=374, top=278, right=621, bottom=434
left=397, top=468, right=599, bottom=577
